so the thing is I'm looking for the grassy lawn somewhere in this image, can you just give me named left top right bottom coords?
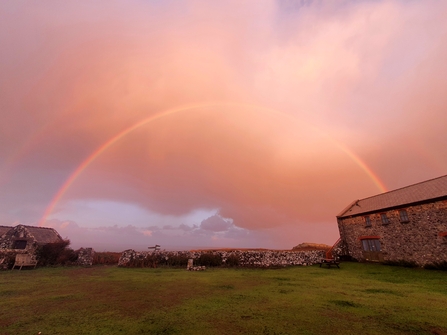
left=1, top=263, right=447, bottom=335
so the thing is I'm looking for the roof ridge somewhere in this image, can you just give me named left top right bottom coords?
left=338, top=174, right=447, bottom=218
left=337, top=199, right=359, bottom=217
left=20, top=224, right=56, bottom=230
left=358, top=174, right=447, bottom=202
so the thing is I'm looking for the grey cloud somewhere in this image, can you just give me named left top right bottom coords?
left=200, top=214, right=232, bottom=232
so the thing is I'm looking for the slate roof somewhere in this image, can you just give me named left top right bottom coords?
left=338, top=174, right=447, bottom=218
left=26, top=226, right=63, bottom=244
left=0, top=225, right=63, bottom=244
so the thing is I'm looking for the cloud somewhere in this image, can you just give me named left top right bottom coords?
left=1, top=1, right=447, bottom=249
left=200, top=215, right=232, bottom=232
left=36, top=218, right=283, bottom=251
left=142, top=230, right=152, bottom=237
left=179, top=223, right=197, bottom=231
left=39, top=213, right=279, bottom=251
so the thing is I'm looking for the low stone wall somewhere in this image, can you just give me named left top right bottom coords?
left=0, top=247, right=95, bottom=269
left=118, top=249, right=325, bottom=268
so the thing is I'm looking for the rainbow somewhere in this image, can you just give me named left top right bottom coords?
left=38, top=101, right=387, bottom=226
left=333, top=144, right=387, bottom=193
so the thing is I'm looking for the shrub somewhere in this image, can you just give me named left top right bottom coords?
left=36, top=240, right=77, bottom=266
left=160, top=254, right=189, bottom=267
left=224, top=254, right=240, bottom=267
left=93, top=252, right=121, bottom=265
left=196, top=253, right=222, bottom=267
left=126, top=253, right=163, bottom=268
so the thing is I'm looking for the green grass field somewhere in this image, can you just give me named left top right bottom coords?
left=1, top=263, right=446, bottom=335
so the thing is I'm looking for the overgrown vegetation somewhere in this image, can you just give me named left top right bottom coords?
left=36, top=240, right=77, bottom=266
left=1, top=263, right=447, bottom=334
left=92, top=252, right=121, bottom=265
left=125, top=252, right=160, bottom=268
left=122, top=252, right=191, bottom=268
left=120, top=252, right=227, bottom=268
left=195, top=252, right=222, bottom=267
left=0, top=251, right=17, bottom=269
left=224, top=254, right=240, bottom=267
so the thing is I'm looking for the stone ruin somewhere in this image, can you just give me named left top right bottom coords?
left=187, top=258, right=206, bottom=271
left=0, top=247, right=95, bottom=270
left=76, top=248, right=95, bottom=267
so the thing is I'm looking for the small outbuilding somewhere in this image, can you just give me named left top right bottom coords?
left=336, top=174, right=447, bottom=266
left=0, top=224, right=64, bottom=254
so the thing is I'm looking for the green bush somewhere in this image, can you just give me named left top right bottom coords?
left=224, top=254, right=240, bottom=267
left=161, top=254, right=189, bottom=267
left=36, top=240, right=77, bottom=266
left=93, top=252, right=121, bottom=265
left=196, top=253, right=222, bottom=267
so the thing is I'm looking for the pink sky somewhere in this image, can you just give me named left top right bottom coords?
left=1, top=1, right=447, bottom=251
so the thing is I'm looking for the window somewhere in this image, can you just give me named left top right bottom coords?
left=380, top=213, right=390, bottom=225
left=399, top=209, right=409, bottom=223
left=13, top=240, right=27, bottom=249
left=361, top=239, right=381, bottom=252
left=364, top=216, right=371, bottom=226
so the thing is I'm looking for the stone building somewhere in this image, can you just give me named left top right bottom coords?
left=0, top=224, right=64, bottom=254
left=336, top=175, right=447, bottom=266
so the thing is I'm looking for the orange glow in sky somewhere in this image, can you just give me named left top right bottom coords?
left=1, top=1, right=446, bottom=250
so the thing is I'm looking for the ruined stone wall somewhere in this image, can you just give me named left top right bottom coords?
left=118, top=249, right=325, bottom=267
left=338, top=199, right=447, bottom=266
left=76, top=248, right=95, bottom=266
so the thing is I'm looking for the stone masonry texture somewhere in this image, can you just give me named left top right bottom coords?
left=338, top=199, right=447, bottom=266
left=118, top=249, right=325, bottom=268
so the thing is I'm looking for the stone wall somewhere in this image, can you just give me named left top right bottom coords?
left=0, top=247, right=95, bottom=269
left=76, top=248, right=95, bottom=266
left=118, top=249, right=325, bottom=268
left=338, top=199, right=447, bottom=266
left=0, top=225, right=38, bottom=254
left=327, top=239, right=346, bottom=259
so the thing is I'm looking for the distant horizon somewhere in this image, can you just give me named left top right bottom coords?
left=2, top=222, right=331, bottom=253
